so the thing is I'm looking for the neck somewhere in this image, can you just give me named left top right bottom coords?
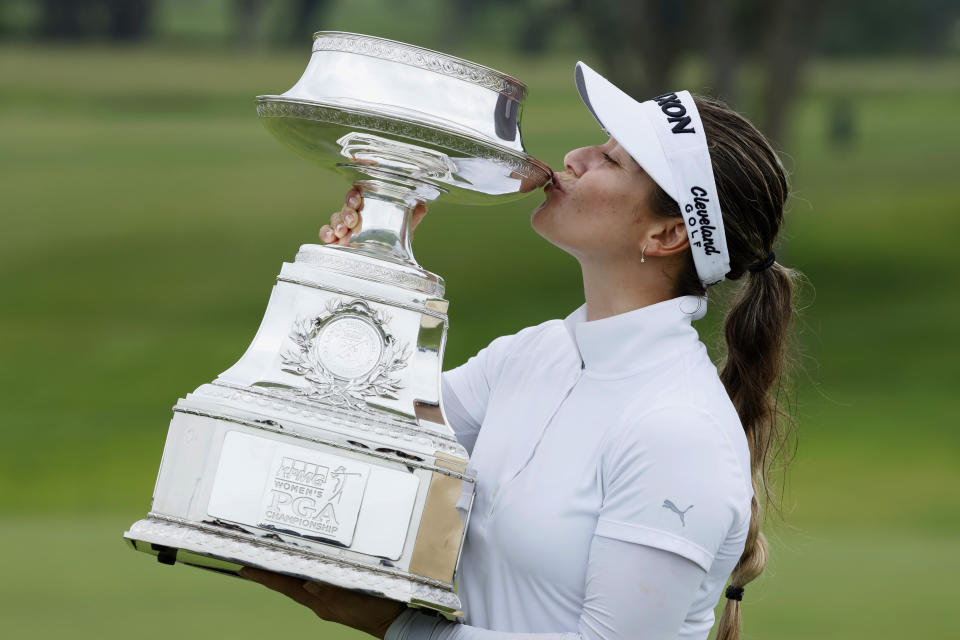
left=579, top=256, right=677, bottom=321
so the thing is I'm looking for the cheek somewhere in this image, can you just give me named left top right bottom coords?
left=531, top=175, right=648, bottom=254
left=531, top=194, right=616, bottom=253
left=530, top=191, right=581, bottom=244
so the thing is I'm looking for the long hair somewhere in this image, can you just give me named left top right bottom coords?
left=648, top=96, right=800, bottom=640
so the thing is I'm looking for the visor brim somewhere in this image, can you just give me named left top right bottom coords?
left=574, top=61, right=679, bottom=202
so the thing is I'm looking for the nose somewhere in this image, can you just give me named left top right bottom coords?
left=563, top=146, right=588, bottom=178
left=563, top=145, right=605, bottom=178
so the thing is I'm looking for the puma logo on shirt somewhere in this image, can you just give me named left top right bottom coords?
left=662, top=499, right=694, bottom=527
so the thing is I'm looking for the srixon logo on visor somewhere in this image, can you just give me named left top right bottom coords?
left=652, top=92, right=696, bottom=134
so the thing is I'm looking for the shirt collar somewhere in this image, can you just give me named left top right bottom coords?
left=562, top=295, right=707, bottom=377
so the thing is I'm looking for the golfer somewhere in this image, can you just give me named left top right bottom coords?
left=242, top=61, right=799, bottom=640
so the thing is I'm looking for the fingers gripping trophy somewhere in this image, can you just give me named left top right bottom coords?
left=122, top=32, right=549, bottom=617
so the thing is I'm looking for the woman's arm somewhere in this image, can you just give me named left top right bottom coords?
left=240, top=532, right=705, bottom=640
left=386, top=536, right=706, bottom=640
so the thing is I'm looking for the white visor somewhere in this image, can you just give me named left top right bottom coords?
left=574, top=61, right=730, bottom=286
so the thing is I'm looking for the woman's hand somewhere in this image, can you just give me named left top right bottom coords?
left=239, top=566, right=407, bottom=639
left=319, top=188, right=429, bottom=245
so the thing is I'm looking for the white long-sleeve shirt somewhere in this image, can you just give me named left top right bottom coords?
left=387, top=296, right=752, bottom=640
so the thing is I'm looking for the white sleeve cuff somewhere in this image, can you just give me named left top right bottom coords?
left=384, top=608, right=451, bottom=640
left=595, top=517, right=714, bottom=572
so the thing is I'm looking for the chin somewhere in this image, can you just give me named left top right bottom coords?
left=530, top=208, right=563, bottom=247
left=530, top=205, right=578, bottom=254
left=530, top=199, right=549, bottom=229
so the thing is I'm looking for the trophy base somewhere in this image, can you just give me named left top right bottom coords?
left=124, top=515, right=463, bottom=618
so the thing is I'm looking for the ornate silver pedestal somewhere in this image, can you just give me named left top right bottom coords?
left=124, top=31, right=549, bottom=617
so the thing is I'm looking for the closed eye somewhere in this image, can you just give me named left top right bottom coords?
left=602, top=152, right=619, bottom=166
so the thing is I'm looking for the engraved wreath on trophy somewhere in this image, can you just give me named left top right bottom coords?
left=279, top=299, right=410, bottom=410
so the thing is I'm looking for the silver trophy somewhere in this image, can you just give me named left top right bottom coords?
left=123, top=32, right=549, bottom=617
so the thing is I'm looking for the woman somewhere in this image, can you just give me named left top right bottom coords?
left=241, top=61, right=798, bottom=640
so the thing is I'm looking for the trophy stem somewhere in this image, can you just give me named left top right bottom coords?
left=333, top=186, right=423, bottom=266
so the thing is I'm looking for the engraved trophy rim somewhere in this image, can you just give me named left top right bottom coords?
left=310, top=31, right=528, bottom=102
left=255, top=94, right=552, bottom=184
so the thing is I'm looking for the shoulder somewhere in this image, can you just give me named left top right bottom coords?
left=466, top=316, right=571, bottom=373
left=634, top=346, right=751, bottom=490
left=442, top=316, right=571, bottom=407
left=489, top=316, right=569, bottom=351
left=616, top=403, right=742, bottom=460
left=604, top=400, right=753, bottom=511
left=596, top=401, right=753, bottom=570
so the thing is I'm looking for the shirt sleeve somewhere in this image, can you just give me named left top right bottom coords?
left=383, top=535, right=706, bottom=640
left=595, top=406, right=750, bottom=572
left=440, top=332, right=519, bottom=456
left=441, top=375, right=481, bottom=456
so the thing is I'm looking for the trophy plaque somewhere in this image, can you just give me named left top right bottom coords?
left=123, top=31, right=550, bottom=617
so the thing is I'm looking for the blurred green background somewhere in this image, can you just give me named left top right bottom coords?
left=1, top=1, right=958, bottom=638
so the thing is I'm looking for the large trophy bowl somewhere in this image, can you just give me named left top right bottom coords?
left=123, top=32, right=549, bottom=618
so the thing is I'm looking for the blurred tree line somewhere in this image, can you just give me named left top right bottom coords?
left=1, top=0, right=957, bottom=144
left=5, top=0, right=957, bottom=55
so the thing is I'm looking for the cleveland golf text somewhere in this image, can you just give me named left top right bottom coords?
left=687, top=186, right=721, bottom=255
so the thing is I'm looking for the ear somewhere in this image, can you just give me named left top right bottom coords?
left=644, top=217, right=689, bottom=257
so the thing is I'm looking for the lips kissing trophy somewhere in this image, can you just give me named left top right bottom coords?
left=123, top=32, right=549, bottom=617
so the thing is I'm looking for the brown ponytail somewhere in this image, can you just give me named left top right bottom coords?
left=649, top=97, right=800, bottom=640
left=714, top=262, right=796, bottom=640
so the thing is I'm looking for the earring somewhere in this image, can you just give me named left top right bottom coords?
left=641, top=243, right=647, bottom=263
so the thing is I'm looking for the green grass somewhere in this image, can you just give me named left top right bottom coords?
left=1, top=44, right=958, bottom=638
